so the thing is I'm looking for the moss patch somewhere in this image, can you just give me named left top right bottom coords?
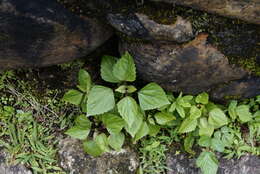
left=229, top=56, right=260, bottom=76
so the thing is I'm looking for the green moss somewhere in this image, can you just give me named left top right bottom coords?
left=224, top=95, right=242, bottom=100
left=229, top=56, right=260, bottom=76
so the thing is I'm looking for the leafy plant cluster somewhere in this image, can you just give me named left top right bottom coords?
left=63, top=52, right=260, bottom=174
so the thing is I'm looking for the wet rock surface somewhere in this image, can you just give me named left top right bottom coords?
left=0, top=150, right=32, bottom=174
left=0, top=0, right=112, bottom=69
left=166, top=152, right=260, bottom=174
left=58, top=138, right=139, bottom=174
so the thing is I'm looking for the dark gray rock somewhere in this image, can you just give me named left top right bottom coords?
left=166, top=152, right=260, bottom=174
left=0, top=150, right=32, bottom=174
left=58, top=138, right=139, bottom=174
left=107, top=13, right=193, bottom=43
left=109, top=5, right=259, bottom=99
left=211, top=76, right=260, bottom=101
left=0, top=0, right=112, bottom=69
left=120, top=33, right=247, bottom=94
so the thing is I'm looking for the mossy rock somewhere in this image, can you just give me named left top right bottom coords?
left=104, top=1, right=260, bottom=99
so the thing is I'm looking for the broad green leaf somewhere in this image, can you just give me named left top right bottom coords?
left=195, top=92, right=209, bottom=105
left=148, top=124, right=161, bottom=136
left=75, top=114, right=92, bottom=129
left=108, top=132, right=125, bottom=151
left=117, top=96, right=139, bottom=127
left=77, top=69, right=91, bottom=92
left=177, top=97, right=191, bottom=108
left=138, top=82, right=170, bottom=110
left=101, top=55, right=120, bottom=83
left=199, top=117, right=214, bottom=137
left=205, top=102, right=219, bottom=111
left=236, top=105, right=252, bottom=123
left=211, top=138, right=225, bottom=152
left=228, top=100, right=237, bottom=120
left=198, top=136, right=211, bottom=147
left=101, top=113, right=125, bottom=134
left=134, top=122, right=149, bottom=142
left=124, top=112, right=143, bottom=137
left=115, top=85, right=137, bottom=94
left=65, top=126, right=90, bottom=140
left=220, top=131, right=234, bottom=147
left=208, top=108, right=228, bottom=128
left=189, top=106, right=201, bottom=119
left=176, top=105, right=185, bottom=118
left=83, top=140, right=103, bottom=157
left=154, top=112, right=176, bottom=125
left=112, top=52, right=136, bottom=82
left=184, top=135, right=195, bottom=155
left=95, top=133, right=110, bottom=152
left=196, top=151, right=218, bottom=174
left=178, top=117, right=197, bottom=133
left=182, top=95, right=193, bottom=101
left=63, top=89, right=83, bottom=105
left=87, top=85, right=115, bottom=116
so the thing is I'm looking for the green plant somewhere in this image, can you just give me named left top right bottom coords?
left=138, top=128, right=179, bottom=174
left=63, top=52, right=171, bottom=156
left=63, top=52, right=260, bottom=174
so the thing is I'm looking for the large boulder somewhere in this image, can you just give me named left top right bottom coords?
left=106, top=2, right=260, bottom=99
left=119, top=33, right=247, bottom=94
left=0, top=0, right=113, bottom=69
left=58, top=138, right=139, bottom=174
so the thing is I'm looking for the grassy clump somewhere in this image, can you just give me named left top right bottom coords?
left=0, top=64, right=81, bottom=173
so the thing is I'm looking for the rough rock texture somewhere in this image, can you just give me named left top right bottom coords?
left=151, top=0, right=260, bottom=24
left=107, top=8, right=259, bottom=99
left=167, top=152, right=260, bottom=174
left=120, top=33, right=247, bottom=94
left=107, top=13, right=193, bottom=42
left=211, top=77, right=260, bottom=101
left=0, top=150, right=32, bottom=174
left=0, top=0, right=112, bottom=69
left=58, top=138, right=139, bottom=174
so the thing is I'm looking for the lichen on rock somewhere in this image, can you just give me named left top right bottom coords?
left=58, top=138, right=139, bottom=174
